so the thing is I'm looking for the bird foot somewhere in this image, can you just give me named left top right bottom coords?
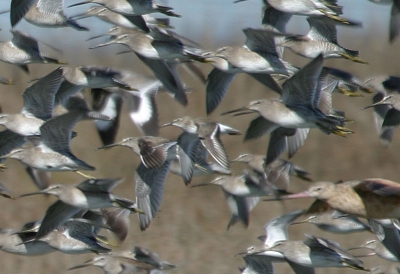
left=318, top=9, right=351, bottom=24
left=75, top=171, right=96, bottom=179
left=338, top=87, right=364, bottom=97
left=340, top=54, right=369, bottom=64
left=0, top=164, right=7, bottom=171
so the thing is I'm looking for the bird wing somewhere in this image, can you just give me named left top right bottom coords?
left=176, top=132, right=201, bottom=185
left=135, top=161, right=170, bottom=231
left=198, top=122, right=230, bottom=170
left=138, top=138, right=175, bottom=169
left=263, top=210, right=305, bottom=247
left=242, top=255, right=275, bottom=274
left=22, top=67, right=62, bottom=120
left=206, top=68, right=237, bottom=114
left=306, top=17, right=338, bottom=43
left=39, top=110, right=85, bottom=155
left=0, top=130, right=26, bottom=161
left=10, top=0, right=36, bottom=27
left=10, top=30, right=40, bottom=52
left=354, top=178, right=400, bottom=196
left=36, top=200, right=81, bottom=239
left=77, top=178, right=122, bottom=193
left=243, top=28, right=280, bottom=56
left=281, top=54, right=324, bottom=108
left=244, top=116, right=279, bottom=141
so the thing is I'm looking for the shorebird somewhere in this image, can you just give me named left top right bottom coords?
left=271, top=178, right=400, bottom=219
left=97, top=136, right=177, bottom=230
left=0, top=30, right=64, bottom=73
left=363, top=89, right=400, bottom=143
left=68, top=0, right=181, bottom=17
left=161, top=116, right=239, bottom=171
left=279, top=17, right=367, bottom=64
left=110, top=245, right=176, bottom=270
left=0, top=109, right=110, bottom=178
left=263, top=0, right=354, bottom=24
left=20, top=178, right=142, bottom=239
left=98, top=136, right=176, bottom=169
left=239, top=210, right=305, bottom=273
left=70, top=244, right=176, bottom=273
left=231, top=154, right=312, bottom=187
left=223, top=55, right=352, bottom=164
left=0, top=224, right=55, bottom=256
left=0, top=67, right=62, bottom=136
left=349, top=239, right=399, bottom=261
left=69, top=255, right=153, bottom=273
left=204, top=28, right=295, bottom=114
left=89, top=26, right=206, bottom=62
left=367, top=219, right=400, bottom=261
left=368, top=263, right=400, bottom=274
left=55, top=65, right=135, bottom=106
left=291, top=210, right=371, bottom=234
left=192, top=173, right=269, bottom=229
left=89, top=27, right=201, bottom=106
left=192, top=174, right=272, bottom=197
left=71, top=6, right=168, bottom=32
left=261, top=235, right=368, bottom=271
left=10, top=0, right=88, bottom=30
left=168, top=136, right=231, bottom=184
left=29, top=220, right=111, bottom=254
left=261, top=5, right=292, bottom=58
left=222, top=54, right=351, bottom=137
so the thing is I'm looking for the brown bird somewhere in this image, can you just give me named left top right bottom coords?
left=268, top=178, right=400, bottom=219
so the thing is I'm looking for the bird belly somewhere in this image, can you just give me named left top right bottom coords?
left=0, top=44, right=34, bottom=64
left=267, top=110, right=311, bottom=128
left=268, top=0, right=323, bottom=16
left=5, top=116, right=43, bottom=136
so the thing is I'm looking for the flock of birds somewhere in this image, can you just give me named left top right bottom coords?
left=0, top=0, right=397, bottom=273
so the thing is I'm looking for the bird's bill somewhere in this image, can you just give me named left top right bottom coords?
left=290, top=216, right=314, bottom=225
left=86, top=33, right=109, bottom=41
left=18, top=190, right=47, bottom=198
left=89, top=40, right=116, bottom=49
left=70, top=12, right=92, bottom=20
left=281, top=191, right=312, bottom=199
left=95, top=142, right=121, bottom=150
left=220, top=107, right=251, bottom=116
left=0, top=152, right=13, bottom=159
left=0, top=192, right=15, bottom=199
left=190, top=182, right=212, bottom=188
left=159, top=121, right=173, bottom=128
left=264, top=191, right=311, bottom=201
left=68, top=259, right=94, bottom=270
left=67, top=1, right=92, bottom=8
left=362, top=101, right=386, bottom=110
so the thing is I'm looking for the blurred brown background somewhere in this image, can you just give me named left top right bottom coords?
left=0, top=0, right=398, bottom=273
